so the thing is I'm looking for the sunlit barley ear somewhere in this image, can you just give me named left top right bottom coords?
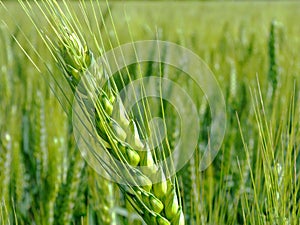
left=19, top=1, right=186, bottom=224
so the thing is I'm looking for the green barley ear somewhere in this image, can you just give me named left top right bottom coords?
left=20, top=1, right=186, bottom=224
left=54, top=146, right=85, bottom=225
left=0, top=133, right=12, bottom=206
left=57, top=23, right=185, bottom=225
left=88, top=168, right=117, bottom=225
left=33, top=91, right=48, bottom=183
left=268, top=20, right=279, bottom=98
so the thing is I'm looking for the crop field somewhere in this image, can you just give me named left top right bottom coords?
left=0, top=1, right=299, bottom=225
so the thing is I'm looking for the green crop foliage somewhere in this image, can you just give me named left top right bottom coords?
left=0, top=1, right=299, bottom=225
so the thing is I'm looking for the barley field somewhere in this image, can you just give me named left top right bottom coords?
left=0, top=1, right=299, bottom=225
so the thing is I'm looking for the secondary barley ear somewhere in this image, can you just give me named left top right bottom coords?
left=267, top=20, right=279, bottom=98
